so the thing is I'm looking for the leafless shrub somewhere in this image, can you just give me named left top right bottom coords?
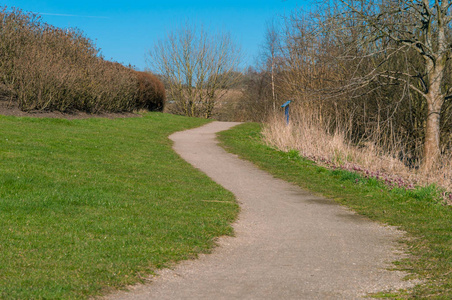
left=133, top=71, right=166, bottom=112
left=0, top=7, right=164, bottom=113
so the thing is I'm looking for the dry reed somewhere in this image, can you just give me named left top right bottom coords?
left=263, top=106, right=452, bottom=199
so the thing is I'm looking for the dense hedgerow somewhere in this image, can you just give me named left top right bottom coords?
left=0, top=7, right=164, bottom=113
left=133, top=70, right=166, bottom=111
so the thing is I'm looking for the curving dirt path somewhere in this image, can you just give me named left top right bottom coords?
left=106, top=121, right=414, bottom=299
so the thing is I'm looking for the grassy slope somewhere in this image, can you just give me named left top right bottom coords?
left=218, top=123, right=452, bottom=299
left=0, top=113, right=238, bottom=299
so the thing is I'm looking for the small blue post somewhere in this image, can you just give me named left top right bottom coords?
left=281, top=100, right=292, bottom=125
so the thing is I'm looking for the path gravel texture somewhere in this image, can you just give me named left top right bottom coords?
left=106, top=121, right=414, bottom=300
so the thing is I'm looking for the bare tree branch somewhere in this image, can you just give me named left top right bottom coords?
left=146, top=22, right=242, bottom=118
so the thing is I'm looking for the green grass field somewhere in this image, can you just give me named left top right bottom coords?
left=0, top=113, right=238, bottom=299
left=219, top=123, right=452, bottom=299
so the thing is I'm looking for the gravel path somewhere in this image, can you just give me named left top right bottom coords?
left=105, top=121, right=414, bottom=299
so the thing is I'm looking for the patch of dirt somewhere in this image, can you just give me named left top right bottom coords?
left=0, top=98, right=142, bottom=120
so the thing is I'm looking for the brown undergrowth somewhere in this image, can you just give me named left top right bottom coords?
left=263, top=107, right=452, bottom=203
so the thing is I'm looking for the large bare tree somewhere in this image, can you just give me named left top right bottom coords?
left=324, top=0, right=452, bottom=170
left=146, top=23, right=241, bottom=118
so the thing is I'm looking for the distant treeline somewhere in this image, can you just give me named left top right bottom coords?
left=0, top=8, right=165, bottom=113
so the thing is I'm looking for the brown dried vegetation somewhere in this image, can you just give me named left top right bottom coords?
left=239, top=3, right=452, bottom=195
left=241, top=5, right=452, bottom=168
left=133, top=70, right=165, bottom=112
left=0, top=8, right=164, bottom=114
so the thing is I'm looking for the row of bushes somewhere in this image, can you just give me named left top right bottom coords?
left=0, top=7, right=164, bottom=113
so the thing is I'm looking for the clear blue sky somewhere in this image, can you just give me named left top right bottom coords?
left=3, top=1, right=306, bottom=71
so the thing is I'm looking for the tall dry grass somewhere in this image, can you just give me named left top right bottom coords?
left=0, top=8, right=164, bottom=113
left=263, top=106, right=452, bottom=197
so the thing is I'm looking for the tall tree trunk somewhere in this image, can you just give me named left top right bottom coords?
left=422, top=0, right=448, bottom=171
left=423, top=98, right=442, bottom=170
left=423, top=62, right=444, bottom=171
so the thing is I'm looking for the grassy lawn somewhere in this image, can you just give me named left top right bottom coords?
left=0, top=113, right=238, bottom=299
left=219, top=122, right=452, bottom=299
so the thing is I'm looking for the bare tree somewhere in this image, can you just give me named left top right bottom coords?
left=146, top=23, right=242, bottom=118
left=263, top=19, right=282, bottom=111
left=322, top=0, right=452, bottom=170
